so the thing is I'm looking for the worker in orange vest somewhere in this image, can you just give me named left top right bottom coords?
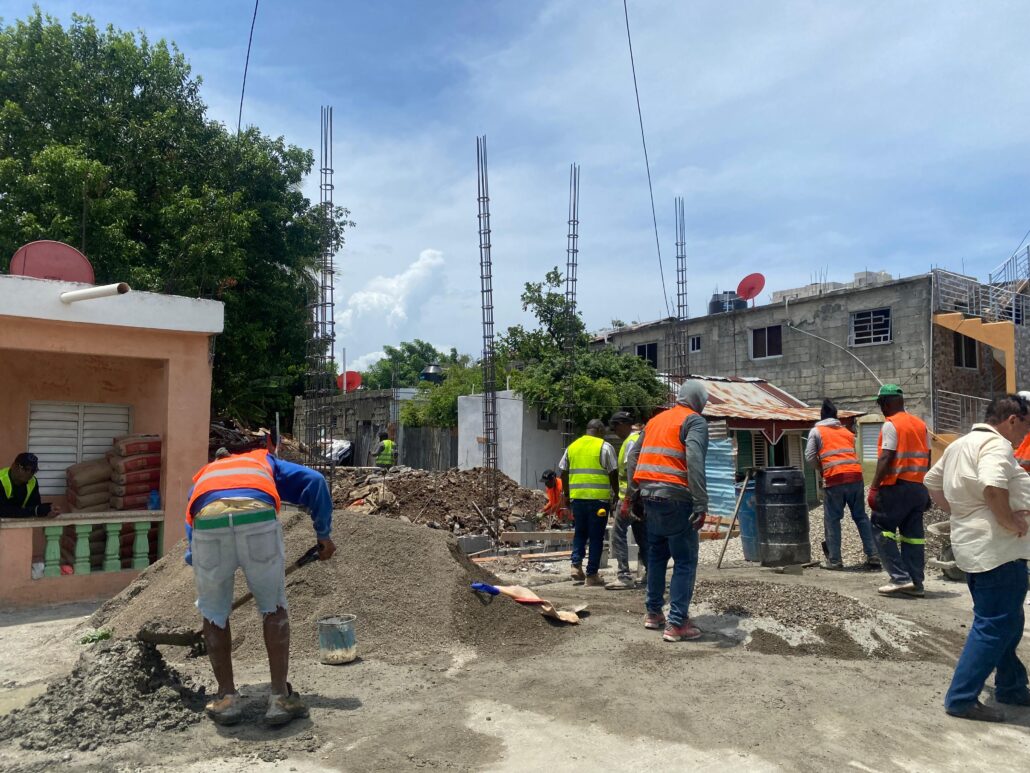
left=625, top=380, right=709, bottom=642
left=1014, top=391, right=1030, bottom=472
left=805, top=399, right=879, bottom=570
left=540, top=469, right=570, bottom=524
left=867, top=384, right=932, bottom=597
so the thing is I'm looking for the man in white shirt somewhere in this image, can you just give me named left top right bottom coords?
left=923, top=394, right=1030, bottom=723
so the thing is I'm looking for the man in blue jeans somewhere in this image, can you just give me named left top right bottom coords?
left=924, top=394, right=1030, bottom=722
left=626, top=381, right=709, bottom=642
left=558, top=419, right=619, bottom=586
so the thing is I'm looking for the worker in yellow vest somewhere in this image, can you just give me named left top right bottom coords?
left=606, top=411, right=647, bottom=590
left=559, top=419, right=619, bottom=586
left=372, top=430, right=396, bottom=469
left=804, top=399, right=878, bottom=570
left=0, top=453, right=61, bottom=518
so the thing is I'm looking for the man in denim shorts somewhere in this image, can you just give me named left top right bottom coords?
left=186, top=434, right=335, bottom=726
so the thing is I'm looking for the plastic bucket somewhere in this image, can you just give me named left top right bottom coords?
left=317, top=614, right=357, bottom=664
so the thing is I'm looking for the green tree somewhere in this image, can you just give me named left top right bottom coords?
left=0, top=11, right=352, bottom=424
left=400, top=359, right=482, bottom=428
left=361, top=340, right=462, bottom=390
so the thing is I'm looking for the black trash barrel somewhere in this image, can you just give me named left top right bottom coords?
left=755, top=466, right=810, bottom=566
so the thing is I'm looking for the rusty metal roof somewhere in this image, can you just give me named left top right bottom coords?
left=684, top=375, right=864, bottom=423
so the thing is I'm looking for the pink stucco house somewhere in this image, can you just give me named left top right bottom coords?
left=0, top=273, right=223, bottom=607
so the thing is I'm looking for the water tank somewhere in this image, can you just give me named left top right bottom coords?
left=708, top=291, right=747, bottom=315
left=754, top=466, right=810, bottom=566
left=735, top=479, right=759, bottom=562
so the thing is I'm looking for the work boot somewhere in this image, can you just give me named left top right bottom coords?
left=205, top=692, right=243, bottom=726
left=663, top=620, right=703, bottom=642
left=864, top=554, right=882, bottom=569
left=265, top=684, right=309, bottom=726
left=585, top=574, right=604, bottom=587
left=997, top=689, right=1030, bottom=706
left=820, top=560, right=844, bottom=571
left=605, top=575, right=635, bottom=590
left=946, top=700, right=1004, bottom=723
left=900, top=585, right=925, bottom=598
left=570, top=564, right=585, bottom=581
left=643, top=611, right=666, bottom=630
left=878, top=581, right=917, bottom=596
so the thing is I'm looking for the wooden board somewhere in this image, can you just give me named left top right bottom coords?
left=498, top=530, right=574, bottom=544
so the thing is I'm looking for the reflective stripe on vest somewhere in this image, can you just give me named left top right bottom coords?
left=877, top=412, right=930, bottom=485
left=376, top=440, right=395, bottom=466
left=815, top=425, right=862, bottom=480
left=881, top=529, right=926, bottom=546
left=617, top=431, right=641, bottom=498
left=567, top=435, right=610, bottom=500
left=0, top=467, right=36, bottom=508
left=633, top=404, right=695, bottom=489
left=185, top=450, right=281, bottom=525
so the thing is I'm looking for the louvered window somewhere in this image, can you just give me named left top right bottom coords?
left=751, top=432, right=768, bottom=467
left=27, top=402, right=132, bottom=494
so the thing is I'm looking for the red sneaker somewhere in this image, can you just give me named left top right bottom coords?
left=663, top=620, right=702, bottom=642
left=643, top=611, right=666, bottom=630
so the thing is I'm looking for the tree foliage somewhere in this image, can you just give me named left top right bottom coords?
left=400, top=360, right=482, bottom=428
left=0, top=11, right=352, bottom=424
left=361, top=339, right=463, bottom=390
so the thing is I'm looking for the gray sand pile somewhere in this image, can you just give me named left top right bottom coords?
left=0, top=640, right=203, bottom=751
left=91, top=510, right=561, bottom=663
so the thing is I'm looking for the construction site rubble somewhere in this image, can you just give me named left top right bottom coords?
left=332, top=467, right=547, bottom=535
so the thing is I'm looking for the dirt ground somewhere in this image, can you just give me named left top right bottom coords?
left=1, top=538, right=1029, bottom=771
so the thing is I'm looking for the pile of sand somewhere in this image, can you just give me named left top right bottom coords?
left=0, top=640, right=204, bottom=751
left=91, top=510, right=562, bottom=663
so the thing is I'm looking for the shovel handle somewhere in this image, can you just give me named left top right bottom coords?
left=229, top=543, right=322, bottom=613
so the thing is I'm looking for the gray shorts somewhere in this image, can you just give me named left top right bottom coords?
left=191, top=517, right=287, bottom=628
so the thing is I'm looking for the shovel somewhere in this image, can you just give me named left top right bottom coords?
left=137, top=543, right=323, bottom=648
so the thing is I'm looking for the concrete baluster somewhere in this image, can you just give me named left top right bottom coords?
left=73, top=524, right=92, bottom=575
left=103, top=523, right=122, bottom=572
left=132, top=521, right=150, bottom=569
left=43, top=525, right=63, bottom=577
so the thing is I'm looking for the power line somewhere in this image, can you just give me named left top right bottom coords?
left=237, top=0, right=260, bottom=135
left=623, top=0, right=672, bottom=317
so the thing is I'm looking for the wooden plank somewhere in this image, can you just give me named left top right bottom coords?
left=519, top=550, right=572, bottom=560
left=498, top=530, right=573, bottom=544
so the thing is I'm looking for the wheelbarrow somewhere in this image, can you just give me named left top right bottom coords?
left=926, top=521, right=966, bottom=582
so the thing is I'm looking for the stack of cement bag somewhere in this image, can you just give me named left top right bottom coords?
left=108, top=434, right=162, bottom=510
left=65, top=458, right=114, bottom=513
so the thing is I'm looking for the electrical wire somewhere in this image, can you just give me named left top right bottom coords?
left=622, top=0, right=672, bottom=317
left=237, top=0, right=260, bottom=135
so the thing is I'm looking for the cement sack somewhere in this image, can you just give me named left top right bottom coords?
left=109, top=482, right=155, bottom=498
left=109, top=454, right=161, bottom=474
left=70, top=502, right=109, bottom=513
left=69, top=480, right=109, bottom=497
left=111, top=469, right=161, bottom=486
left=67, top=489, right=111, bottom=509
left=109, top=494, right=150, bottom=511
left=65, top=459, right=112, bottom=488
left=112, top=434, right=162, bottom=457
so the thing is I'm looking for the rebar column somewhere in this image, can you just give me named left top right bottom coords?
left=673, top=196, right=689, bottom=378
left=561, top=164, right=580, bottom=449
left=477, top=136, right=499, bottom=540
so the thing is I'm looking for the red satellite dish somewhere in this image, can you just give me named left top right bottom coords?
left=337, top=371, right=363, bottom=392
left=737, top=272, right=766, bottom=304
left=9, top=240, right=95, bottom=284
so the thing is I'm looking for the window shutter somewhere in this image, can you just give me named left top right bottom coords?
left=859, top=423, right=882, bottom=462
left=752, top=432, right=768, bottom=467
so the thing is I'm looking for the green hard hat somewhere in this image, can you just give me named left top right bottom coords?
left=876, top=383, right=903, bottom=398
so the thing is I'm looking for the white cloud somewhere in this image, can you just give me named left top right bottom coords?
left=347, top=350, right=386, bottom=372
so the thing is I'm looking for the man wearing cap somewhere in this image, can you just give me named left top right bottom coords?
left=805, top=399, right=879, bottom=570
left=606, top=411, right=648, bottom=590
left=626, top=381, right=710, bottom=642
left=185, top=433, right=336, bottom=726
left=539, top=469, right=570, bottom=524
left=558, top=419, right=619, bottom=586
left=0, top=453, right=61, bottom=518
left=868, top=384, right=932, bottom=597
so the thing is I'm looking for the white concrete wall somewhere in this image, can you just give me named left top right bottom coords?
left=521, top=403, right=564, bottom=487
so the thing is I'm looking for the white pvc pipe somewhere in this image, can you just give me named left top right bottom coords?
left=60, top=282, right=131, bottom=304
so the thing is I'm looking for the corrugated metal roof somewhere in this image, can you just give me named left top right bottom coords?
left=686, top=375, right=864, bottom=423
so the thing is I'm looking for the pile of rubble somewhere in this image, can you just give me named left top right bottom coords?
left=332, top=467, right=547, bottom=536
left=208, top=419, right=307, bottom=463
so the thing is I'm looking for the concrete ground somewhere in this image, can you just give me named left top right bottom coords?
left=1, top=561, right=1028, bottom=772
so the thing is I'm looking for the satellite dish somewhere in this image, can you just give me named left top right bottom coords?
left=337, top=371, right=362, bottom=392
left=737, top=272, right=766, bottom=304
left=9, top=240, right=95, bottom=284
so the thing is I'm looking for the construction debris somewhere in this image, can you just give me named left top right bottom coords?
left=332, top=467, right=547, bottom=536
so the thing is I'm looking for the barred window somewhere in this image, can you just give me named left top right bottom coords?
left=689, top=335, right=701, bottom=353
left=849, top=308, right=892, bottom=346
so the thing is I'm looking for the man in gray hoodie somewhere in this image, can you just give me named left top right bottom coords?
left=805, top=398, right=878, bottom=570
left=625, top=380, right=709, bottom=642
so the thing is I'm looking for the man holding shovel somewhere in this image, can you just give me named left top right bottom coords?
left=185, top=432, right=336, bottom=726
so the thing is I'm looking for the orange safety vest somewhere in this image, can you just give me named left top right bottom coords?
left=543, top=479, right=564, bottom=514
left=1016, top=433, right=1030, bottom=474
left=815, top=424, right=862, bottom=481
left=632, top=404, right=696, bottom=488
left=877, top=411, right=930, bottom=486
left=185, top=449, right=281, bottom=525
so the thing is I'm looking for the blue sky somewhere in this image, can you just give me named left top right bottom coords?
left=6, top=1, right=1030, bottom=369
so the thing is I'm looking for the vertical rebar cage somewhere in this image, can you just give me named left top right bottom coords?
left=561, top=164, right=580, bottom=449
left=476, top=136, right=499, bottom=539
left=670, top=196, right=689, bottom=379
left=304, top=105, right=338, bottom=486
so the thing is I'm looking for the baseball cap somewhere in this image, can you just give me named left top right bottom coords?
left=540, top=469, right=556, bottom=482
left=14, top=452, right=38, bottom=472
left=876, top=384, right=903, bottom=398
left=609, top=411, right=633, bottom=425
